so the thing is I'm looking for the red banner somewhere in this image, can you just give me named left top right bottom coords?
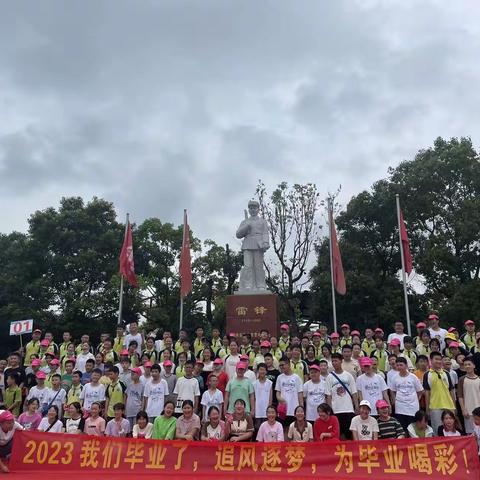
left=10, top=430, right=479, bottom=479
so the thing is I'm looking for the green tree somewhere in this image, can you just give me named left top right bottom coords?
left=256, top=181, right=320, bottom=329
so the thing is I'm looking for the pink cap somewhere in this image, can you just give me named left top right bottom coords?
left=389, top=338, right=401, bottom=346
left=31, top=359, right=41, bottom=367
left=0, top=411, right=15, bottom=422
left=36, top=371, right=47, bottom=379
left=374, top=328, right=384, bottom=333
left=240, top=354, right=249, bottom=360
left=213, top=358, right=223, bottom=365
left=448, top=327, right=457, bottom=333
left=40, top=339, right=50, bottom=347
left=33, top=329, right=42, bottom=334
left=309, top=364, right=320, bottom=371
left=130, top=367, right=142, bottom=376
left=280, top=324, right=289, bottom=330
left=120, top=349, right=129, bottom=356
left=50, top=359, right=60, bottom=366
left=416, top=322, right=426, bottom=329
left=359, top=357, right=373, bottom=366
left=428, top=314, right=439, bottom=320
left=340, top=324, right=350, bottom=329
left=449, top=342, right=460, bottom=348
left=163, top=360, right=173, bottom=367
left=196, top=360, right=204, bottom=365
left=312, top=332, right=321, bottom=337
left=260, top=341, right=271, bottom=348
left=375, top=399, right=390, bottom=409
left=144, top=361, right=153, bottom=368
left=351, top=330, right=360, bottom=336
left=465, top=320, right=475, bottom=326
left=330, top=333, right=340, bottom=338
left=236, top=362, right=248, bottom=370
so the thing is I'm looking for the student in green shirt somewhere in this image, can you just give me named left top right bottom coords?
left=105, top=366, right=127, bottom=419
left=152, top=401, right=176, bottom=440
left=64, top=371, right=83, bottom=419
left=5, top=373, right=22, bottom=417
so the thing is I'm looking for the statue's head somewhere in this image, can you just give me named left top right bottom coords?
left=248, top=200, right=260, bottom=216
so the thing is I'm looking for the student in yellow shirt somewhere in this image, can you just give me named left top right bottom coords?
left=24, top=329, right=42, bottom=367
left=279, top=324, right=290, bottom=352
left=193, top=327, right=205, bottom=357
left=113, top=326, right=125, bottom=355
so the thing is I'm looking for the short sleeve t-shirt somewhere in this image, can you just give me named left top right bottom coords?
left=225, top=378, right=254, bottom=413
left=79, top=383, right=106, bottom=411
left=125, top=381, right=145, bottom=418
left=105, top=418, right=131, bottom=437
left=350, top=415, right=379, bottom=440
left=303, top=378, right=326, bottom=421
left=256, top=421, right=284, bottom=442
left=200, top=389, right=224, bottom=412
left=275, top=373, right=303, bottom=416
left=144, top=379, right=169, bottom=418
left=253, top=379, right=273, bottom=418
left=173, top=377, right=201, bottom=413
left=390, top=373, right=423, bottom=416
left=325, top=371, right=357, bottom=414
left=356, top=374, right=388, bottom=416
left=38, top=418, right=63, bottom=433
left=106, top=381, right=127, bottom=417
left=84, top=416, right=106, bottom=436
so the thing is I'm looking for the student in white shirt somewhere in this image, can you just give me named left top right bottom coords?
left=142, top=364, right=169, bottom=421
left=302, top=364, right=326, bottom=422
left=200, top=374, right=224, bottom=419
left=350, top=400, right=379, bottom=441
left=79, top=369, right=106, bottom=413
left=37, top=406, right=63, bottom=433
left=253, top=363, right=273, bottom=429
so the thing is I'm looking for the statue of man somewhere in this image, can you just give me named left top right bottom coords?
left=236, top=200, right=270, bottom=291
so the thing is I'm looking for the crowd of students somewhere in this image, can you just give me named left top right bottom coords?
left=0, top=313, right=480, bottom=472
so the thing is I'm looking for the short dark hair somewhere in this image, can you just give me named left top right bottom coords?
left=110, top=366, right=119, bottom=375
left=395, top=357, right=407, bottom=365
left=151, top=364, right=161, bottom=372
left=341, top=344, right=352, bottom=351
left=184, top=360, right=195, bottom=368
left=257, top=363, right=267, bottom=370
left=404, top=336, right=413, bottom=344
left=92, top=368, right=103, bottom=375
left=51, top=373, right=61, bottom=380
left=331, top=353, right=343, bottom=361
left=472, top=407, right=480, bottom=417
left=430, top=351, right=442, bottom=360
left=113, top=402, right=125, bottom=411
left=416, top=355, right=428, bottom=363
left=86, top=359, right=95, bottom=365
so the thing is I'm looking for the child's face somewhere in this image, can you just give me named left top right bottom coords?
left=473, top=415, right=480, bottom=426
left=52, top=378, right=60, bottom=388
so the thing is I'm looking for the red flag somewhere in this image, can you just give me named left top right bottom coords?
left=400, top=210, right=413, bottom=275
left=180, top=209, right=192, bottom=298
left=329, top=209, right=346, bottom=295
left=119, top=220, right=138, bottom=288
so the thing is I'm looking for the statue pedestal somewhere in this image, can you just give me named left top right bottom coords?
left=226, top=293, right=279, bottom=337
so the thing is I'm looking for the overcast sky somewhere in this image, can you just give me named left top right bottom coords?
left=1, top=0, right=479, bottom=250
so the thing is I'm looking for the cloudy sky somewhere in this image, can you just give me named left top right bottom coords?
left=1, top=0, right=479, bottom=249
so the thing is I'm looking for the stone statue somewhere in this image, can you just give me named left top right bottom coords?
left=236, top=200, right=270, bottom=292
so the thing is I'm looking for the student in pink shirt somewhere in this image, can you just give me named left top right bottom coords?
left=83, top=402, right=105, bottom=436
left=256, top=405, right=284, bottom=442
left=18, top=398, right=42, bottom=431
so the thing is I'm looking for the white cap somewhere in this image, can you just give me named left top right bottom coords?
left=359, top=400, right=371, bottom=410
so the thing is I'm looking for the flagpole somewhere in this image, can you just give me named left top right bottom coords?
left=117, top=213, right=129, bottom=326
left=396, top=195, right=412, bottom=337
left=328, top=198, right=338, bottom=333
left=179, top=209, right=186, bottom=331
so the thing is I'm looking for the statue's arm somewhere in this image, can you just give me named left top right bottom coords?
left=236, top=220, right=250, bottom=239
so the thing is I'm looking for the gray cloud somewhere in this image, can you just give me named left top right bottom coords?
left=1, top=0, right=479, bottom=246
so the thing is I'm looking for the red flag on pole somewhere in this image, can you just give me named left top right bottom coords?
left=329, top=209, right=346, bottom=295
left=119, top=221, right=138, bottom=288
left=180, top=209, right=192, bottom=298
left=399, top=210, right=413, bottom=275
